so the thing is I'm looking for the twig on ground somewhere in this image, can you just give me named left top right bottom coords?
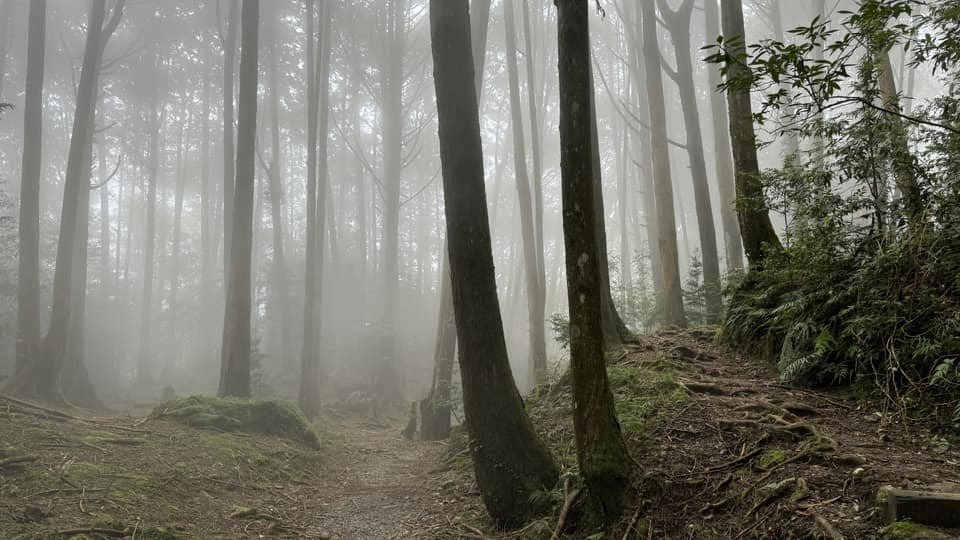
left=622, top=505, right=643, bottom=540
left=56, top=528, right=127, bottom=538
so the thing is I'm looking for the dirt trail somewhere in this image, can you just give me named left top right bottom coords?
left=298, top=421, right=451, bottom=540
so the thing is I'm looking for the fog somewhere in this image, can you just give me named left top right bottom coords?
left=0, top=0, right=937, bottom=408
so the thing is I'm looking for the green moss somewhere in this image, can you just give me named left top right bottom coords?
left=757, top=449, right=788, bottom=470
left=607, top=364, right=686, bottom=438
left=152, top=395, right=321, bottom=448
left=70, top=462, right=156, bottom=504
left=882, top=521, right=950, bottom=539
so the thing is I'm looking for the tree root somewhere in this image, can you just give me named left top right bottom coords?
left=680, top=381, right=729, bottom=396
left=813, top=513, right=844, bottom=539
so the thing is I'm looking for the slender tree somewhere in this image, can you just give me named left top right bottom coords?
left=640, top=0, right=686, bottom=326
left=15, top=0, right=45, bottom=374
left=221, top=0, right=239, bottom=286
left=32, top=0, right=124, bottom=400
left=657, top=0, right=723, bottom=323
left=721, top=0, right=781, bottom=266
left=556, top=0, right=632, bottom=521
left=220, top=0, right=260, bottom=398
left=504, top=0, right=547, bottom=382
left=429, top=0, right=558, bottom=525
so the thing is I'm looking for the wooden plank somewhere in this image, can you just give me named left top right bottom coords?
left=882, top=487, right=960, bottom=528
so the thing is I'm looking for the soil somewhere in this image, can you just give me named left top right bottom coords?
left=3, top=331, right=960, bottom=539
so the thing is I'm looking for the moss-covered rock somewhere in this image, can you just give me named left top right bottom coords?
left=151, top=396, right=321, bottom=449
left=882, top=521, right=951, bottom=539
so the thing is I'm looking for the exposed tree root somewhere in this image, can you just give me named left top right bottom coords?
left=680, top=381, right=729, bottom=396
left=56, top=527, right=127, bottom=538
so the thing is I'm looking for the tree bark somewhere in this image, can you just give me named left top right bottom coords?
left=721, top=0, right=781, bottom=267
left=658, top=0, right=723, bottom=323
left=704, top=0, right=744, bottom=271
left=219, top=0, right=260, bottom=398
left=640, top=0, right=686, bottom=327
left=15, top=0, right=45, bottom=375
left=556, top=0, right=632, bottom=522
left=429, top=0, right=559, bottom=526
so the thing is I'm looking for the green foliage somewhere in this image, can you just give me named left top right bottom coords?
left=682, top=252, right=707, bottom=326
left=549, top=313, right=571, bottom=351
left=716, top=0, right=960, bottom=425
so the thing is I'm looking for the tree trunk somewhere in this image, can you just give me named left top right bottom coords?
left=640, top=0, right=686, bottom=327
left=704, top=0, right=744, bottom=271
left=219, top=0, right=260, bottom=398
left=588, top=59, right=637, bottom=341
left=556, top=0, right=632, bottom=521
left=721, top=0, right=782, bottom=267
left=470, top=0, right=492, bottom=99
left=137, top=47, right=161, bottom=386
left=199, top=59, right=215, bottom=367
left=876, top=50, right=923, bottom=228
left=659, top=0, right=723, bottom=323
left=419, top=252, right=456, bottom=440
left=429, top=0, right=559, bottom=526
left=504, top=0, right=547, bottom=384
left=15, top=0, right=45, bottom=375
left=222, top=0, right=239, bottom=289
left=378, top=0, right=405, bottom=398
left=167, top=111, right=188, bottom=377
left=266, top=8, right=291, bottom=370
left=33, top=0, right=121, bottom=400
left=298, top=0, right=331, bottom=416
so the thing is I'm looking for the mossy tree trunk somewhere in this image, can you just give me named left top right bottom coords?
left=429, top=0, right=559, bottom=526
left=556, top=0, right=633, bottom=522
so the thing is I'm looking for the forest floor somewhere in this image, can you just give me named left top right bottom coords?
left=0, top=396, right=457, bottom=539
left=433, top=330, right=960, bottom=539
left=2, top=330, right=960, bottom=539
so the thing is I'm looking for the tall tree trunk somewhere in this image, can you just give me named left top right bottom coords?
left=137, top=47, right=161, bottom=386
left=419, top=252, right=456, bottom=440
left=378, top=0, right=405, bottom=397
left=167, top=111, right=188, bottom=377
left=588, top=59, right=637, bottom=341
left=97, top=137, right=110, bottom=306
left=0, top=0, right=13, bottom=99
left=521, top=0, right=547, bottom=363
left=299, top=0, right=331, bottom=416
left=222, top=0, right=239, bottom=289
left=266, top=8, right=290, bottom=369
left=34, top=0, right=122, bottom=400
left=721, top=0, right=781, bottom=267
left=15, top=0, right=45, bottom=375
left=876, top=50, right=923, bottom=228
left=768, top=1, right=801, bottom=160
left=703, top=0, right=744, bottom=271
left=658, top=0, right=722, bottom=323
left=219, top=0, right=260, bottom=398
left=429, top=0, right=559, bottom=526
left=470, top=0, right=492, bottom=98
left=640, top=0, right=686, bottom=327
left=556, top=0, right=632, bottom=521
left=504, top=0, right=546, bottom=383
left=199, top=59, right=214, bottom=366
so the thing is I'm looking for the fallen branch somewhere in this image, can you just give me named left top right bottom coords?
left=57, top=527, right=127, bottom=538
left=0, top=455, right=38, bottom=468
left=621, top=505, right=643, bottom=540
left=813, top=513, right=844, bottom=539
left=552, top=477, right=581, bottom=540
